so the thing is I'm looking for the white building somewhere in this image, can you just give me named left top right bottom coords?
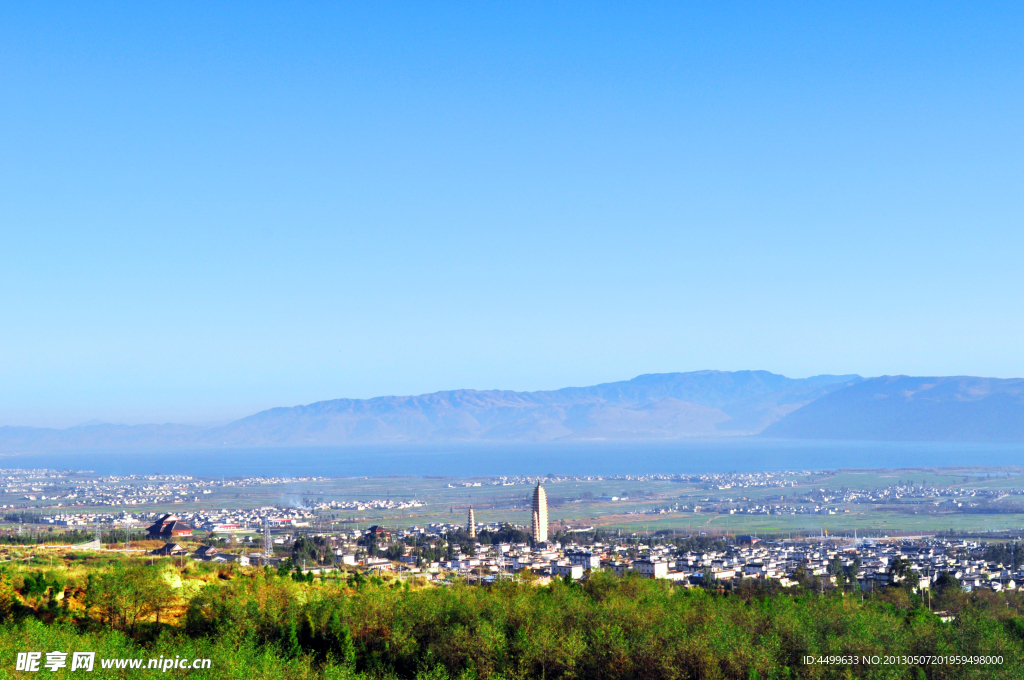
left=566, top=550, right=601, bottom=570
left=551, top=561, right=584, bottom=580
left=633, top=558, right=669, bottom=579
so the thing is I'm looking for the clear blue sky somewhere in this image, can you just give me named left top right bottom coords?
left=2, top=3, right=1023, bottom=427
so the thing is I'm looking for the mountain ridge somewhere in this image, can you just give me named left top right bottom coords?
left=3, top=371, right=1023, bottom=451
left=205, top=370, right=861, bottom=445
left=762, top=375, right=1024, bottom=442
left=0, top=370, right=859, bottom=450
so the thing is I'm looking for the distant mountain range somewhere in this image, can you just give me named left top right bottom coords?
left=2, top=371, right=1023, bottom=451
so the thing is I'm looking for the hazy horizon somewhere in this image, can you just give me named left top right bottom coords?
left=5, top=439, right=1024, bottom=479
left=7, top=368, right=857, bottom=428
left=5, top=368, right=1022, bottom=431
left=2, top=371, right=1021, bottom=451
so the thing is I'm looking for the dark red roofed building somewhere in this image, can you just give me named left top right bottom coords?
left=146, top=514, right=193, bottom=538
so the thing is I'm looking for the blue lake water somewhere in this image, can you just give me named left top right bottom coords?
left=0, top=439, right=1021, bottom=477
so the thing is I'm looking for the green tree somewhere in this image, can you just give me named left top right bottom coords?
left=90, top=563, right=172, bottom=634
left=0, top=574, right=14, bottom=623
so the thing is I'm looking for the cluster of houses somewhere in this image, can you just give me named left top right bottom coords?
left=144, top=509, right=326, bottom=539
left=310, top=499, right=424, bottom=512
left=358, top=535, right=1024, bottom=593
left=135, top=506, right=1024, bottom=596
left=493, top=471, right=801, bottom=489
left=1, top=471, right=331, bottom=510
left=814, top=483, right=1020, bottom=505
left=146, top=513, right=257, bottom=565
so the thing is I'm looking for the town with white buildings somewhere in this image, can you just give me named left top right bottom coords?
left=144, top=485, right=1024, bottom=597
left=2, top=468, right=1023, bottom=597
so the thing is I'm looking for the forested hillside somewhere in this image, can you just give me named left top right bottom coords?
left=1, top=559, right=1022, bottom=679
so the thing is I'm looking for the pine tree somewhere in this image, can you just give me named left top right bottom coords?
left=283, top=616, right=301, bottom=659
left=327, top=611, right=356, bottom=669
